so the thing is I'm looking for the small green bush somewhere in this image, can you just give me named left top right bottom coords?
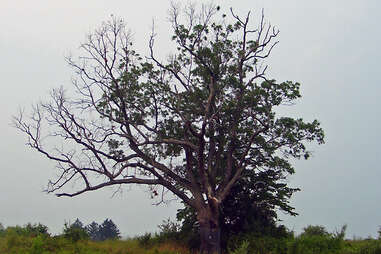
left=137, top=232, right=153, bottom=247
left=288, top=235, right=344, bottom=254
left=301, top=225, right=330, bottom=237
left=353, top=240, right=381, bottom=254
left=227, top=233, right=290, bottom=254
left=30, top=235, right=45, bottom=254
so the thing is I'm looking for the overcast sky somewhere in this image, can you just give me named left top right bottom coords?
left=1, top=0, right=380, bottom=238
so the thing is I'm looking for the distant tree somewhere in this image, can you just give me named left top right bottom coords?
left=158, top=218, right=181, bottom=235
left=99, top=219, right=121, bottom=240
left=0, top=223, right=4, bottom=236
left=63, top=219, right=89, bottom=242
left=300, top=225, right=329, bottom=237
left=71, top=218, right=85, bottom=229
left=86, top=221, right=101, bottom=241
left=14, top=4, right=324, bottom=253
left=24, top=223, right=49, bottom=236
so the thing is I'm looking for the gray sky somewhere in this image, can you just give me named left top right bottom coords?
left=1, top=0, right=380, bottom=238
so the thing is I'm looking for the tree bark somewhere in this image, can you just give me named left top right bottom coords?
left=197, top=207, right=221, bottom=254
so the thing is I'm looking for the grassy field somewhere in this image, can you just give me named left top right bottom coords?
left=1, top=234, right=381, bottom=254
left=0, top=234, right=192, bottom=254
left=1, top=225, right=381, bottom=254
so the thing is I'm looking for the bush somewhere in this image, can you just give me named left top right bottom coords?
left=289, top=225, right=347, bottom=254
left=0, top=223, right=5, bottom=237
left=137, top=232, right=153, bottom=247
left=158, top=218, right=204, bottom=252
left=25, top=223, right=49, bottom=237
left=156, top=218, right=182, bottom=242
left=346, top=240, right=381, bottom=254
left=30, top=235, right=45, bottom=254
left=3, top=223, right=49, bottom=238
left=227, top=233, right=290, bottom=254
left=289, top=235, right=343, bottom=254
left=301, top=225, right=330, bottom=237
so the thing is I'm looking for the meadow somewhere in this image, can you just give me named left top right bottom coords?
left=1, top=223, right=381, bottom=254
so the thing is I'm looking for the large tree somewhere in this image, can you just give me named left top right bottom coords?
left=14, top=4, right=324, bottom=253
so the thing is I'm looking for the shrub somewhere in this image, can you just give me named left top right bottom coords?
left=289, top=234, right=344, bottom=254
left=156, top=218, right=182, bottom=243
left=354, top=240, right=381, bottom=254
left=227, top=233, right=290, bottom=254
left=25, top=223, right=49, bottom=237
left=137, top=232, right=153, bottom=247
left=30, top=235, right=45, bottom=254
left=0, top=223, right=5, bottom=237
left=300, top=225, right=330, bottom=237
left=158, top=218, right=181, bottom=236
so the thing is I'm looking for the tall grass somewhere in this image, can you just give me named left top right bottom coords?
left=1, top=223, right=381, bottom=254
left=0, top=233, right=192, bottom=254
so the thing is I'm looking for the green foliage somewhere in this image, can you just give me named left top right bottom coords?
left=229, top=240, right=249, bottom=254
left=30, top=235, right=45, bottom=254
left=5, top=230, right=23, bottom=250
left=98, top=218, right=121, bottom=241
left=228, top=234, right=290, bottom=254
left=0, top=223, right=381, bottom=254
left=289, top=235, right=343, bottom=254
left=158, top=218, right=181, bottom=236
left=85, top=219, right=121, bottom=241
left=63, top=220, right=89, bottom=242
left=348, top=240, right=381, bottom=254
left=301, top=225, right=330, bottom=237
left=177, top=185, right=294, bottom=251
left=86, top=221, right=101, bottom=241
left=136, top=232, right=154, bottom=247
left=2, top=223, right=49, bottom=239
left=15, top=5, right=325, bottom=252
left=24, top=223, right=50, bottom=237
left=15, top=4, right=324, bottom=214
left=0, top=223, right=4, bottom=237
left=287, top=225, right=347, bottom=254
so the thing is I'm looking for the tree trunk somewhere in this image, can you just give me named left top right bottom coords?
left=197, top=207, right=221, bottom=254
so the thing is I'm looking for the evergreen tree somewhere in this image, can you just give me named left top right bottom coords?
left=86, top=221, right=101, bottom=241
left=63, top=219, right=89, bottom=242
left=72, top=218, right=85, bottom=229
left=99, top=219, right=121, bottom=240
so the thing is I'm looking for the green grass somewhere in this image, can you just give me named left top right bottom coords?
left=1, top=229, right=381, bottom=254
left=0, top=234, right=192, bottom=254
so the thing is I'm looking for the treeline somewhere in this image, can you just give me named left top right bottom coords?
left=0, top=218, right=120, bottom=242
left=139, top=221, right=381, bottom=254
left=2, top=220, right=381, bottom=253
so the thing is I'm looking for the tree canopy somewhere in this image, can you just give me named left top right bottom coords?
left=14, top=4, right=324, bottom=253
left=98, top=219, right=121, bottom=240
